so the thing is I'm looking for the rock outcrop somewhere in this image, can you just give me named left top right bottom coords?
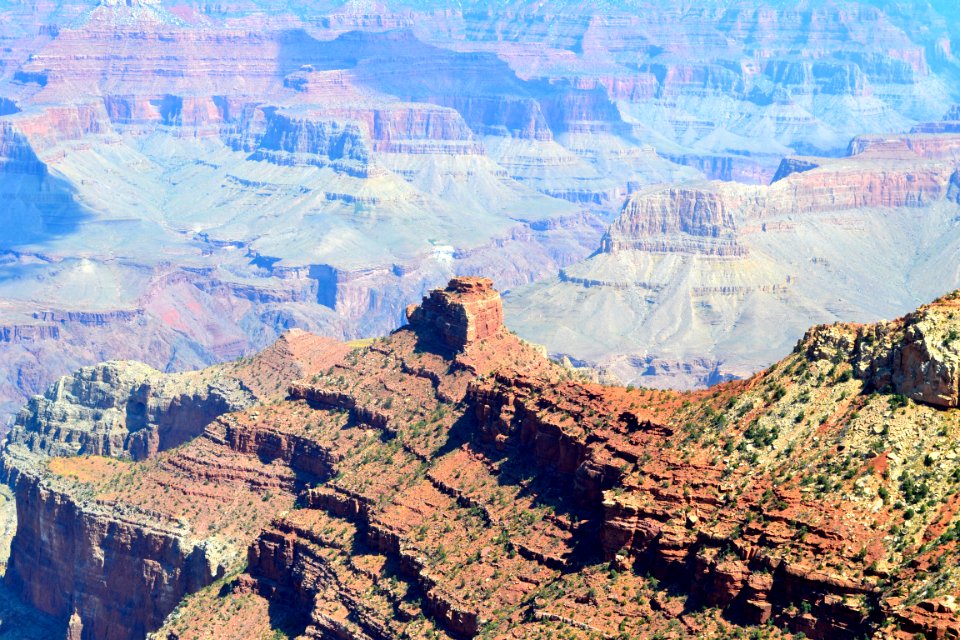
left=804, top=290, right=960, bottom=408
left=3, top=280, right=960, bottom=639
left=604, top=137, right=960, bottom=257
left=405, top=277, right=505, bottom=351
left=6, top=474, right=223, bottom=640
left=601, top=187, right=745, bottom=256
left=5, top=361, right=254, bottom=462
left=0, top=330, right=351, bottom=638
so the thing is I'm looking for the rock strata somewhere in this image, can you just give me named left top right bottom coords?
left=5, top=283, right=960, bottom=640
left=406, top=277, right=505, bottom=351
left=506, top=128, right=960, bottom=389
left=5, top=361, right=253, bottom=461
left=0, top=330, right=350, bottom=639
left=153, top=281, right=960, bottom=638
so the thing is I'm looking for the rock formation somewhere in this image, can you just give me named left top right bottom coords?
left=0, top=0, right=958, bottom=426
left=506, top=130, right=960, bottom=389
left=2, top=279, right=959, bottom=639
left=405, top=277, right=505, bottom=351
left=804, top=291, right=960, bottom=409
left=0, top=329, right=350, bottom=638
left=5, top=361, right=254, bottom=462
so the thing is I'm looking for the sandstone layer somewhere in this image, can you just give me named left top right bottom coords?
left=2, top=278, right=959, bottom=639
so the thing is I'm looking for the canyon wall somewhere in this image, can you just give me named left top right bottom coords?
left=506, top=129, right=960, bottom=389
left=3, top=280, right=960, bottom=639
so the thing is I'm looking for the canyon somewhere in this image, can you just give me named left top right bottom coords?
left=1, top=276, right=959, bottom=639
left=1, top=4, right=960, bottom=634
left=0, top=0, right=958, bottom=424
left=506, top=124, right=960, bottom=388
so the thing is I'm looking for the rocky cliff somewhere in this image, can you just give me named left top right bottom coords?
left=5, top=361, right=254, bottom=462
left=405, top=276, right=505, bottom=351
left=606, top=134, right=960, bottom=253
left=805, top=292, right=960, bottom=409
left=4, top=278, right=959, bottom=639
left=0, top=329, right=350, bottom=639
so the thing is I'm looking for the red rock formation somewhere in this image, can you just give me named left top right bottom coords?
left=888, top=598, right=960, bottom=639
left=405, top=277, right=505, bottom=351
left=6, top=475, right=221, bottom=640
left=6, top=280, right=960, bottom=639
left=1, top=330, right=351, bottom=639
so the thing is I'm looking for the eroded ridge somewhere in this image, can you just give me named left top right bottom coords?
left=3, top=281, right=960, bottom=639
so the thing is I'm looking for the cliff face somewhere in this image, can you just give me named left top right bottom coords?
left=605, top=135, right=960, bottom=257
left=5, top=361, right=254, bottom=461
left=6, top=278, right=955, bottom=639
left=602, top=187, right=745, bottom=256
left=405, top=276, right=505, bottom=351
left=0, top=329, right=350, bottom=639
left=6, top=474, right=220, bottom=640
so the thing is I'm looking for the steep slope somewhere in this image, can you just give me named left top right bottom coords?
left=0, top=329, right=350, bottom=639
left=3, top=278, right=959, bottom=639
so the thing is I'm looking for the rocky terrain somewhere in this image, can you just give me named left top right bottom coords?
left=1, top=277, right=959, bottom=639
left=0, top=327, right=349, bottom=639
left=0, top=0, right=959, bottom=423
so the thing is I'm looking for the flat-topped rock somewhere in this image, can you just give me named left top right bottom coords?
left=406, top=277, right=504, bottom=351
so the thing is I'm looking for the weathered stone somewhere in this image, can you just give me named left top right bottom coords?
left=406, top=277, right=504, bottom=351
left=804, top=291, right=960, bottom=408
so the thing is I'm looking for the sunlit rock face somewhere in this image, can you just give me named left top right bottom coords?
left=406, top=277, right=505, bottom=351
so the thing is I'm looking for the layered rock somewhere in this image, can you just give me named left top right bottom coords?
left=0, top=330, right=350, bottom=639
left=6, top=474, right=223, bottom=640
left=405, top=276, right=505, bottom=351
left=145, top=281, right=960, bottom=638
left=601, top=187, right=745, bottom=256
left=507, top=129, right=960, bottom=389
left=250, top=110, right=373, bottom=176
left=5, top=361, right=254, bottom=462
left=610, top=141, right=960, bottom=252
